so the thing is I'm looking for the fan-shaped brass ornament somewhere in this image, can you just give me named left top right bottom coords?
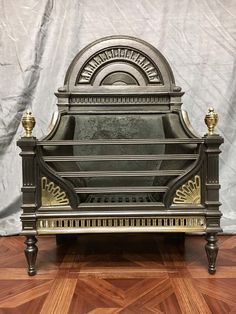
left=41, top=177, right=69, bottom=206
left=173, top=175, right=201, bottom=204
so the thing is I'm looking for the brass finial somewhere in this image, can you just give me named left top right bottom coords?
left=204, top=107, right=218, bottom=135
left=22, top=110, right=36, bottom=137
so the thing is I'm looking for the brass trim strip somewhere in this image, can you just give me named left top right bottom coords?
left=37, top=216, right=206, bottom=234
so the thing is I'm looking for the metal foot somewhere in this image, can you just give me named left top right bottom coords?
left=24, top=235, right=38, bottom=276
left=205, top=233, right=218, bottom=274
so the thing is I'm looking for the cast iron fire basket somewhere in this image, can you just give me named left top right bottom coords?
left=17, top=36, right=223, bottom=275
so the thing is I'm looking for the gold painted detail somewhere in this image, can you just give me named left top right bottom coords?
left=37, top=216, right=206, bottom=234
left=204, top=107, right=218, bottom=135
left=77, top=47, right=163, bottom=84
left=22, top=111, right=36, bottom=137
left=173, top=175, right=201, bottom=204
left=41, top=177, right=69, bottom=206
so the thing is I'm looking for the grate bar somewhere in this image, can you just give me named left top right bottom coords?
left=38, top=138, right=203, bottom=146
left=74, top=186, right=168, bottom=194
left=43, top=154, right=198, bottom=162
left=58, top=170, right=185, bottom=178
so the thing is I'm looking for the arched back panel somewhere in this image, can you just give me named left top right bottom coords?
left=64, top=36, right=176, bottom=92
left=56, top=36, right=186, bottom=116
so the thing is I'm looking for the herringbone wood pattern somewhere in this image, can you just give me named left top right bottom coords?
left=0, top=234, right=235, bottom=314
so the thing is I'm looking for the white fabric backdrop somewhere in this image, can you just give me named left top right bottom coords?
left=0, top=0, right=236, bottom=235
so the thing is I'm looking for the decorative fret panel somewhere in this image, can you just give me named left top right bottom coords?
left=37, top=216, right=206, bottom=234
left=77, top=47, right=163, bottom=84
left=70, top=96, right=170, bottom=105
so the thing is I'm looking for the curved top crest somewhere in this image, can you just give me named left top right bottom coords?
left=63, top=36, right=177, bottom=92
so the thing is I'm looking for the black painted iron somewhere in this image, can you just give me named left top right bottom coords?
left=17, top=36, right=223, bottom=275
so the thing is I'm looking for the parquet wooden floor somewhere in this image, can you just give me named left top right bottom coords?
left=0, top=234, right=235, bottom=314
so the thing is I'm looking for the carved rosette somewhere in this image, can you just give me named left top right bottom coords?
left=41, top=177, right=69, bottom=206
left=173, top=175, right=201, bottom=204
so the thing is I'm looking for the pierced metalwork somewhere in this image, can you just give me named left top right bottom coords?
left=37, top=216, right=206, bottom=234
left=173, top=175, right=201, bottom=204
left=41, top=177, right=69, bottom=206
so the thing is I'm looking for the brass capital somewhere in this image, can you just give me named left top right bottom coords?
left=204, top=107, right=218, bottom=135
left=22, top=110, right=36, bottom=137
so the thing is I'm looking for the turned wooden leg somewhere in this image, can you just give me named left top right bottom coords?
left=24, top=235, right=38, bottom=276
left=205, top=233, right=218, bottom=274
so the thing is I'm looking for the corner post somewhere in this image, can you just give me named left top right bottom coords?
left=17, top=111, right=38, bottom=275
left=203, top=108, right=224, bottom=274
